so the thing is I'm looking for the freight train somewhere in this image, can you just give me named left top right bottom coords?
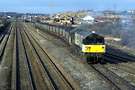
left=33, top=23, right=106, bottom=63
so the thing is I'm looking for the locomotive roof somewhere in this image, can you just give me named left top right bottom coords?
left=71, top=24, right=104, bottom=38
left=70, top=24, right=92, bottom=33
left=75, top=29, right=91, bottom=37
left=40, top=22, right=75, bottom=31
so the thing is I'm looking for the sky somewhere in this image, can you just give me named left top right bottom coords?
left=0, top=0, right=135, bottom=13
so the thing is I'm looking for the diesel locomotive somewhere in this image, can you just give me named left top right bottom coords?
left=82, top=31, right=105, bottom=63
left=33, top=23, right=106, bottom=63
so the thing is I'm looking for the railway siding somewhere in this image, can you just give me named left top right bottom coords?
left=26, top=23, right=120, bottom=90
left=92, top=64, right=135, bottom=90
left=105, top=64, right=135, bottom=86
left=21, top=25, right=57, bottom=90
left=0, top=24, right=13, bottom=63
left=24, top=23, right=77, bottom=90
left=0, top=23, right=15, bottom=90
left=25, top=23, right=83, bottom=90
left=12, top=23, right=34, bottom=90
left=1, top=21, right=135, bottom=90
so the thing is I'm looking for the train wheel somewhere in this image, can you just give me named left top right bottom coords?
left=99, top=55, right=106, bottom=64
left=86, top=55, right=92, bottom=64
left=86, top=55, right=96, bottom=64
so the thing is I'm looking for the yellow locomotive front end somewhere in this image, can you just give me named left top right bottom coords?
left=82, top=45, right=106, bottom=53
left=82, top=33, right=106, bottom=63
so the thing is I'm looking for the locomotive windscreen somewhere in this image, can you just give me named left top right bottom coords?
left=83, top=34, right=104, bottom=45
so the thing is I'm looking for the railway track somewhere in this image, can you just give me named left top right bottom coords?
left=22, top=24, right=57, bottom=90
left=12, top=22, right=57, bottom=90
left=104, top=63, right=135, bottom=86
left=0, top=25, right=9, bottom=43
left=0, top=24, right=12, bottom=63
left=9, top=21, right=81, bottom=90
left=102, top=51, right=135, bottom=87
left=1, top=21, right=135, bottom=89
left=0, top=22, right=15, bottom=90
left=23, top=23, right=79, bottom=90
left=27, top=22, right=135, bottom=90
left=107, top=46, right=135, bottom=60
left=90, top=64, right=135, bottom=90
left=105, top=52, right=135, bottom=63
left=11, top=22, right=34, bottom=90
left=104, top=51, right=135, bottom=72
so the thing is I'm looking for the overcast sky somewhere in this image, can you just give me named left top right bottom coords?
left=0, top=0, right=135, bottom=13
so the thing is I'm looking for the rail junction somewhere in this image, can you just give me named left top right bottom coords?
left=0, top=21, right=135, bottom=90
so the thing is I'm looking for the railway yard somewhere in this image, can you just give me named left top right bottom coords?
left=0, top=21, right=135, bottom=90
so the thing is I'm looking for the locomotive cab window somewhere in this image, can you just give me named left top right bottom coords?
left=83, top=34, right=104, bottom=45
left=82, top=33, right=106, bottom=54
